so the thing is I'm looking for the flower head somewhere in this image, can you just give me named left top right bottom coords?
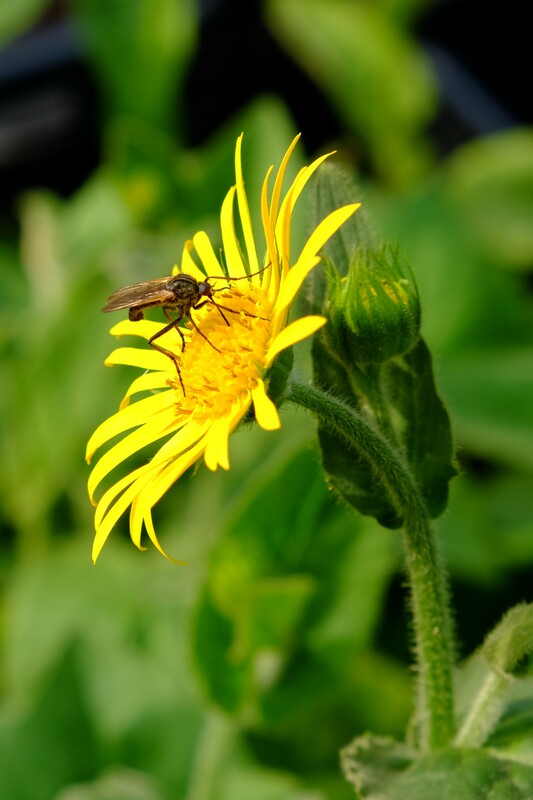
left=87, top=134, right=360, bottom=561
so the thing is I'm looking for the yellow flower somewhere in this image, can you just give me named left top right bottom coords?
left=86, top=134, right=360, bottom=562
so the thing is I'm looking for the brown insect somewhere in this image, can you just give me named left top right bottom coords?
left=102, top=268, right=268, bottom=394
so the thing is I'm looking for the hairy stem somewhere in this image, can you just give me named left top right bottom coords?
left=286, top=380, right=455, bottom=749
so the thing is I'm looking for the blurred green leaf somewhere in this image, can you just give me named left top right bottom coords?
left=110, top=95, right=302, bottom=233
left=0, top=644, right=99, bottom=800
left=442, top=348, right=533, bottom=470
left=192, top=443, right=406, bottom=751
left=486, top=694, right=533, bottom=764
left=438, top=473, right=533, bottom=584
left=446, top=129, right=533, bottom=271
left=55, top=767, right=168, bottom=800
left=341, top=734, right=533, bottom=799
left=266, top=0, right=436, bottom=183
left=73, top=0, right=197, bottom=135
left=0, top=0, right=49, bottom=45
left=2, top=544, right=199, bottom=736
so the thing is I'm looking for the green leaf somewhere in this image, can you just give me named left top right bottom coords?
left=0, top=0, right=49, bottom=45
left=441, top=348, right=533, bottom=470
left=266, top=0, right=437, bottom=183
left=384, top=338, right=457, bottom=518
left=446, top=129, right=533, bottom=271
left=192, top=444, right=398, bottom=722
left=312, top=356, right=400, bottom=527
left=73, top=0, right=197, bottom=134
left=56, top=767, right=168, bottom=800
left=341, top=735, right=533, bottom=799
left=437, top=472, right=533, bottom=584
left=0, top=644, right=99, bottom=800
left=313, top=337, right=456, bottom=526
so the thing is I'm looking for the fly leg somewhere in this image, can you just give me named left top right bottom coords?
left=148, top=314, right=187, bottom=395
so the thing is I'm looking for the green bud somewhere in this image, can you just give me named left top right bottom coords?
left=324, top=244, right=421, bottom=365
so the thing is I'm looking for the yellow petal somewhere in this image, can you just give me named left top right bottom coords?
left=266, top=315, right=327, bottom=364
left=221, top=186, right=246, bottom=277
left=297, top=203, right=361, bottom=271
left=110, top=319, right=164, bottom=340
left=252, top=380, right=281, bottom=431
left=119, top=372, right=171, bottom=409
left=143, top=510, right=187, bottom=563
left=86, top=390, right=176, bottom=461
left=148, top=418, right=209, bottom=468
left=260, top=164, right=278, bottom=296
left=276, top=256, right=321, bottom=312
left=180, top=239, right=206, bottom=281
left=137, top=438, right=207, bottom=513
left=94, top=463, right=150, bottom=523
left=193, top=230, right=224, bottom=277
left=235, top=134, right=259, bottom=274
left=288, top=152, right=333, bottom=216
left=88, top=416, right=177, bottom=500
left=105, top=346, right=171, bottom=372
left=92, top=466, right=158, bottom=562
left=269, top=133, right=301, bottom=228
left=203, top=404, right=244, bottom=470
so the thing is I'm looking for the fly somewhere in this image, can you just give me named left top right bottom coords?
left=102, top=268, right=268, bottom=395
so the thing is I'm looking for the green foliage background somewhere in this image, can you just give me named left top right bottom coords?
left=1, top=1, right=532, bottom=798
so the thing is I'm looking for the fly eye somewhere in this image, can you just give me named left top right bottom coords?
left=198, top=281, right=210, bottom=294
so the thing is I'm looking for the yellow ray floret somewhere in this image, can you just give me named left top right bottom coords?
left=87, top=133, right=361, bottom=562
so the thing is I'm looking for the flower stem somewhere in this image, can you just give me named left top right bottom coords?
left=286, top=381, right=455, bottom=750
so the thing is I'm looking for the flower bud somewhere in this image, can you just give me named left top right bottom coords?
left=324, top=244, right=421, bottom=365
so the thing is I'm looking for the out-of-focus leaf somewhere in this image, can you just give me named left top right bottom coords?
left=446, top=129, right=533, bottom=270
left=486, top=693, right=533, bottom=764
left=0, top=0, right=49, bottom=45
left=266, top=0, right=436, bottom=183
left=103, top=96, right=302, bottom=239
left=192, top=443, right=405, bottom=749
left=0, top=644, right=99, bottom=800
left=56, top=768, right=167, bottom=800
left=442, top=348, right=533, bottom=470
left=341, top=734, right=533, bottom=799
left=3, top=544, right=199, bottom=740
left=438, top=473, right=533, bottom=584
left=73, top=0, right=197, bottom=134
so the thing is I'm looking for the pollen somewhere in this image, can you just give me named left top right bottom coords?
left=168, top=284, right=273, bottom=418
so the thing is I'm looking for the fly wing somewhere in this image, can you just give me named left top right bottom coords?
left=102, top=277, right=175, bottom=312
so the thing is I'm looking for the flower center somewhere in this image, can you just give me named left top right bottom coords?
left=165, top=283, right=272, bottom=416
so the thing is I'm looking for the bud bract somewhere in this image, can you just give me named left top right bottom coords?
left=324, top=244, right=421, bottom=365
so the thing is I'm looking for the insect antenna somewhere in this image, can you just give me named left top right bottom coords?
left=206, top=264, right=271, bottom=323
left=205, top=264, right=270, bottom=283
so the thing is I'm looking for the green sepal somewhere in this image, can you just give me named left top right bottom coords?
left=323, top=244, right=421, bottom=365
left=265, top=347, right=295, bottom=406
